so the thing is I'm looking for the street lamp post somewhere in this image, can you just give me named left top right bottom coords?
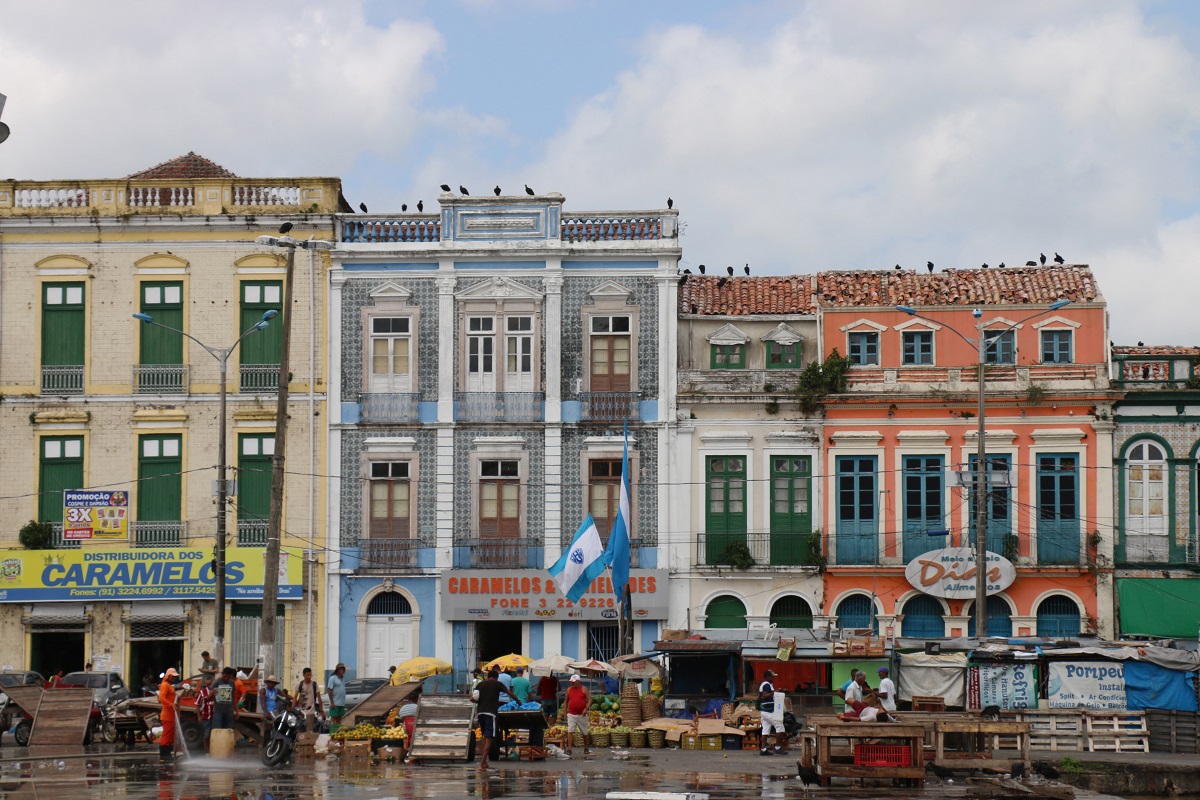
left=898, top=299, right=1069, bottom=638
left=252, top=234, right=334, bottom=678
left=133, top=310, right=277, bottom=667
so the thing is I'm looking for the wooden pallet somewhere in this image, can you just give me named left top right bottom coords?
left=1086, top=712, right=1149, bottom=753
left=28, top=688, right=94, bottom=746
left=1146, top=709, right=1200, bottom=754
left=405, top=695, right=476, bottom=762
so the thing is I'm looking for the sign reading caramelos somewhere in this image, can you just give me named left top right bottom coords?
left=904, top=547, right=1016, bottom=599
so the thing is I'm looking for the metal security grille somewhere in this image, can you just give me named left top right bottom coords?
left=367, top=591, right=412, bottom=615
left=129, top=621, right=185, bottom=641
left=587, top=623, right=619, bottom=663
left=230, top=616, right=287, bottom=670
left=28, top=622, right=86, bottom=634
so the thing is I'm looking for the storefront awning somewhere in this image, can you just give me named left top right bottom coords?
left=1118, top=578, right=1200, bottom=638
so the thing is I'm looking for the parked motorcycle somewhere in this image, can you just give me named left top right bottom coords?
left=262, top=702, right=303, bottom=767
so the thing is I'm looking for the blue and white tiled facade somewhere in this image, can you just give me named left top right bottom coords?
left=326, top=193, right=680, bottom=683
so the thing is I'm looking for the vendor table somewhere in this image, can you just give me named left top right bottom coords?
left=932, top=719, right=1031, bottom=773
left=813, top=722, right=926, bottom=787
left=494, top=710, right=548, bottom=759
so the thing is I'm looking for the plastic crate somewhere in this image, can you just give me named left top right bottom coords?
left=853, top=744, right=911, bottom=767
left=699, top=735, right=723, bottom=750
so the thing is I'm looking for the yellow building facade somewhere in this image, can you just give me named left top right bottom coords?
left=0, top=154, right=340, bottom=686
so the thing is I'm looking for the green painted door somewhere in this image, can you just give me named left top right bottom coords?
left=42, top=283, right=85, bottom=366
left=39, top=437, right=83, bottom=523
left=705, top=456, right=747, bottom=565
left=137, top=436, right=181, bottom=520
left=237, top=434, right=275, bottom=544
left=769, top=456, right=812, bottom=565
left=139, top=283, right=184, bottom=364
left=240, top=282, right=282, bottom=391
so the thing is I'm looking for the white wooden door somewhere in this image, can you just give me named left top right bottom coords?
left=364, top=617, right=413, bottom=678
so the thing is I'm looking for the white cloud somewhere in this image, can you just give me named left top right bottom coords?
left=521, top=1, right=1200, bottom=343
left=0, top=1, right=445, bottom=178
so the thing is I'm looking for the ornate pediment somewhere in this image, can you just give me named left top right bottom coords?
left=455, top=276, right=544, bottom=301
left=587, top=280, right=634, bottom=303
left=706, top=323, right=750, bottom=346
left=368, top=281, right=414, bottom=301
left=761, top=322, right=803, bottom=345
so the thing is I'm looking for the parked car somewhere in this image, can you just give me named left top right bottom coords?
left=342, top=677, right=388, bottom=708
left=58, top=671, right=131, bottom=705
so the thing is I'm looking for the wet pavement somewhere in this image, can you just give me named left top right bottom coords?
left=0, top=746, right=1146, bottom=800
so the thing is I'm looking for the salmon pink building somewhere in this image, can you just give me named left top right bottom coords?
left=817, top=266, right=1119, bottom=640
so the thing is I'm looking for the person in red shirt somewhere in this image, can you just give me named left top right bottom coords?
left=536, top=673, right=560, bottom=724
left=564, top=674, right=592, bottom=756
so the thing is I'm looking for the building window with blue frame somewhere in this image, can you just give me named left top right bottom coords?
left=711, top=343, right=745, bottom=369
left=983, top=329, right=1016, bottom=364
left=834, top=594, right=878, bottom=632
left=902, top=330, right=934, bottom=365
left=900, top=595, right=945, bottom=638
left=1040, top=329, right=1073, bottom=364
left=848, top=332, right=879, bottom=366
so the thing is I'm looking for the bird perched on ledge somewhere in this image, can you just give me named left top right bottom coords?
left=278, top=222, right=293, bottom=234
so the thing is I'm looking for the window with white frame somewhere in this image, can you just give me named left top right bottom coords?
left=848, top=332, right=879, bottom=365
left=369, top=317, right=412, bottom=392
left=369, top=461, right=411, bottom=539
left=590, top=315, right=632, bottom=392
left=466, top=317, right=496, bottom=392
left=1041, top=329, right=1073, bottom=364
left=505, top=316, right=534, bottom=391
left=479, top=459, right=521, bottom=538
left=1125, top=441, right=1167, bottom=560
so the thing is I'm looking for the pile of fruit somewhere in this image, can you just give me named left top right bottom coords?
left=331, top=722, right=407, bottom=741
left=590, top=693, right=622, bottom=721
left=546, top=724, right=567, bottom=739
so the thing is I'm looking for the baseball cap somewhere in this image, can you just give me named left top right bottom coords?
left=763, top=669, right=776, bottom=677
left=877, top=666, right=889, bottom=674
left=569, top=674, right=580, bottom=682
left=165, top=668, right=179, bottom=677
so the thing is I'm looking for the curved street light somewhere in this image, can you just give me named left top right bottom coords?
left=897, top=299, right=1070, bottom=637
left=133, top=309, right=276, bottom=665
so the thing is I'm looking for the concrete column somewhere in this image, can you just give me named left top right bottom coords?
left=544, top=424, right=563, bottom=565
left=436, top=269, right=456, bottom=423
left=436, top=427, right=455, bottom=569
left=544, top=270, right=562, bottom=423
left=1092, top=416, right=1117, bottom=638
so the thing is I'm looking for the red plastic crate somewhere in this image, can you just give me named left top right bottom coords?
left=853, top=744, right=911, bottom=767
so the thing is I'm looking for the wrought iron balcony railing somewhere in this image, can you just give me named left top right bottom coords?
left=695, top=531, right=819, bottom=568
left=41, top=365, right=84, bottom=394
left=455, top=392, right=544, bottom=422
left=133, top=364, right=189, bottom=394
left=579, top=391, right=640, bottom=422
left=358, top=538, right=421, bottom=571
left=237, top=520, right=268, bottom=547
left=454, top=537, right=539, bottom=568
left=359, top=392, right=420, bottom=423
left=239, top=364, right=279, bottom=393
left=133, top=521, right=187, bottom=547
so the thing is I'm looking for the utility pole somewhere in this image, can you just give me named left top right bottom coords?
left=256, top=232, right=333, bottom=679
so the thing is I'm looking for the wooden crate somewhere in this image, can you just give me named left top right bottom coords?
left=341, top=740, right=372, bottom=761
left=1086, top=712, right=1149, bottom=753
left=1023, top=711, right=1084, bottom=752
left=1147, top=709, right=1200, bottom=755
left=518, top=745, right=548, bottom=761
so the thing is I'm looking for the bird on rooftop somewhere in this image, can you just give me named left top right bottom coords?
left=683, top=269, right=691, bottom=275
left=717, top=277, right=727, bottom=288
left=690, top=304, right=698, bottom=314
left=698, top=264, right=706, bottom=274
left=982, top=263, right=989, bottom=269
left=1026, top=260, right=1038, bottom=266
left=440, top=184, right=451, bottom=192
left=744, top=264, right=750, bottom=275
left=1138, top=340, right=1145, bottom=346
left=359, top=202, right=368, bottom=213
left=678, top=275, right=687, bottom=287
left=417, top=200, right=424, bottom=212
left=1040, top=252, right=1047, bottom=265
left=494, top=186, right=501, bottom=196
left=460, top=185, right=470, bottom=195
left=1054, top=252, right=1065, bottom=264
left=278, top=222, right=293, bottom=234
left=727, top=266, right=734, bottom=276
left=667, top=197, right=674, bottom=209
left=525, top=184, right=534, bottom=196
left=894, top=264, right=902, bottom=270
left=401, top=204, right=407, bottom=212
left=927, top=261, right=934, bottom=273
left=998, top=262, right=1005, bottom=268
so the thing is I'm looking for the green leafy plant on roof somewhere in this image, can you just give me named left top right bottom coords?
left=794, top=350, right=851, bottom=413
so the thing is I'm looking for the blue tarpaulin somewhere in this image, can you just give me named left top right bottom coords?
left=1123, top=660, right=1198, bottom=712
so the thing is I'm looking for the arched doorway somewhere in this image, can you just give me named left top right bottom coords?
left=769, top=596, right=814, bottom=629
left=835, top=594, right=878, bottom=633
left=900, top=595, right=945, bottom=638
left=705, top=595, right=747, bottom=628
left=968, top=597, right=1014, bottom=637
left=361, top=590, right=415, bottom=678
left=1036, top=596, right=1081, bottom=638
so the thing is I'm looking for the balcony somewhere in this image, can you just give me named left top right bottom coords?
left=678, top=369, right=802, bottom=396
left=41, top=365, right=84, bottom=395
left=695, top=531, right=819, bottom=568
left=580, top=391, right=640, bottom=422
left=1112, top=353, right=1199, bottom=389
left=359, top=392, right=420, bottom=423
left=342, top=216, right=441, bottom=243
left=133, top=364, right=189, bottom=394
left=358, top=538, right=421, bottom=571
left=454, top=537, right=540, bottom=568
left=133, top=521, right=186, bottom=547
left=2, top=178, right=341, bottom=217
left=239, top=364, right=279, bottom=393
left=455, top=392, right=544, bottom=422
left=560, top=215, right=665, bottom=242
left=50, top=522, right=80, bottom=549
left=237, top=521, right=268, bottom=547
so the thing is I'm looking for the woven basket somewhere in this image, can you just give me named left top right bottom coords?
left=720, top=702, right=735, bottom=722
left=629, top=729, right=648, bottom=748
left=640, top=694, right=661, bottom=720
left=620, top=686, right=642, bottom=725
left=591, top=729, right=611, bottom=747
left=610, top=730, right=629, bottom=747
left=572, top=732, right=587, bottom=748
left=647, top=729, right=666, bottom=748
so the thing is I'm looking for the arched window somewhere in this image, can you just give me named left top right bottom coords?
left=367, top=591, right=412, bottom=616
left=968, top=597, right=1014, bottom=638
left=835, top=594, right=877, bottom=633
left=900, top=595, right=945, bottom=638
left=1125, top=441, right=1168, bottom=561
left=1036, top=596, right=1080, bottom=638
left=769, top=596, right=814, bottom=629
left=705, top=595, right=747, bottom=628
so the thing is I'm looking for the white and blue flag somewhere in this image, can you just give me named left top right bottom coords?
left=604, top=427, right=632, bottom=602
left=548, top=514, right=608, bottom=603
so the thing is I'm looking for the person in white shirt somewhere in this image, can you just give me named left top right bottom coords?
left=875, top=666, right=897, bottom=713
left=757, top=669, right=787, bottom=756
left=843, top=670, right=866, bottom=705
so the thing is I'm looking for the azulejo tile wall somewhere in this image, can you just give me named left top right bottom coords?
left=560, top=427, right=659, bottom=547
left=452, top=426, right=546, bottom=544
left=339, top=428, right=440, bottom=546
left=340, top=276, right=440, bottom=399
left=559, top=275, right=660, bottom=399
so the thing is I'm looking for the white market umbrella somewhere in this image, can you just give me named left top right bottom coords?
left=529, top=654, right=575, bottom=676
left=610, top=654, right=662, bottom=679
left=568, top=658, right=615, bottom=676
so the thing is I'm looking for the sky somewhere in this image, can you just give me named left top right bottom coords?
left=1, top=0, right=1198, bottom=345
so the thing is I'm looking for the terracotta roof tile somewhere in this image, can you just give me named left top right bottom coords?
left=1112, top=345, right=1200, bottom=356
left=679, top=276, right=816, bottom=315
left=126, top=152, right=237, bottom=180
left=820, top=265, right=1099, bottom=307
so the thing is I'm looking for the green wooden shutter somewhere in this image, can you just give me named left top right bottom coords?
left=137, top=436, right=181, bottom=520
left=237, top=434, right=275, bottom=545
left=139, top=283, right=184, bottom=365
left=42, top=283, right=85, bottom=366
left=38, top=436, right=84, bottom=523
left=769, top=456, right=812, bottom=565
left=705, top=456, right=747, bottom=564
left=240, top=281, right=282, bottom=366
